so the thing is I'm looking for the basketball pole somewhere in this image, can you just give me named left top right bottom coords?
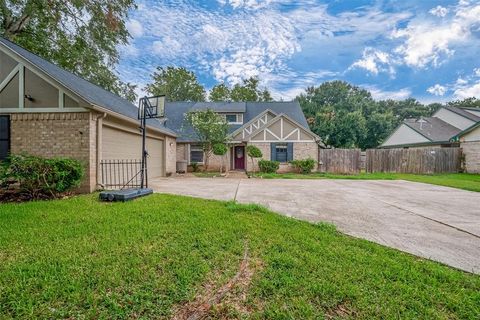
left=140, top=98, right=148, bottom=189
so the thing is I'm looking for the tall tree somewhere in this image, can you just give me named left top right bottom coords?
left=229, top=77, right=273, bottom=102
left=0, top=0, right=137, bottom=102
left=185, top=109, right=228, bottom=170
left=297, top=81, right=373, bottom=148
left=209, top=83, right=231, bottom=101
left=146, top=66, right=206, bottom=102
left=447, top=97, right=480, bottom=109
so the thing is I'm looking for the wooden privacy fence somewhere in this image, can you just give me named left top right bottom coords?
left=365, top=147, right=462, bottom=174
left=318, top=148, right=361, bottom=174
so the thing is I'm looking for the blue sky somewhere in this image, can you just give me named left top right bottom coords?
left=117, top=0, right=480, bottom=102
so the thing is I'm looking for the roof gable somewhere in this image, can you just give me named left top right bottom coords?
left=164, top=101, right=311, bottom=142
left=0, top=37, right=175, bottom=136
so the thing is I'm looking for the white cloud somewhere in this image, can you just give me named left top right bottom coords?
left=126, top=19, right=144, bottom=38
left=474, top=68, right=480, bottom=77
left=350, top=47, right=395, bottom=75
left=429, top=6, right=448, bottom=17
left=427, top=84, right=447, bottom=96
left=364, top=86, right=412, bottom=100
left=454, top=82, right=480, bottom=99
left=218, top=0, right=273, bottom=9
left=392, top=2, right=480, bottom=68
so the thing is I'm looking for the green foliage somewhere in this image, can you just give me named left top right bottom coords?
left=146, top=66, right=206, bottom=102
left=185, top=109, right=228, bottom=169
left=246, top=145, right=263, bottom=159
left=447, top=97, right=480, bottom=109
left=212, top=143, right=228, bottom=156
left=1, top=154, right=84, bottom=199
left=296, top=81, right=439, bottom=149
left=209, top=83, right=231, bottom=101
left=289, top=158, right=316, bottom=174
left=230, top=77, right=273, bottom=102
left=0, top=0, right=137, bottom=102
left=190, top=162, right=199, bottom=173
left=258, top=160, right=280, bottom=173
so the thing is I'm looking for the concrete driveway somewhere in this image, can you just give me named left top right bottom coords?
left=150, top=177, right=480, bottom=273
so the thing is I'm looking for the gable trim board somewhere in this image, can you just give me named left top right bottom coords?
left=245, top=113, right=322, bottom=144
left=230, top=108, right=276, bottom=140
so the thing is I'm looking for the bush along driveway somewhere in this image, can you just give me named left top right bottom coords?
left=151, top=177, right=480, bottom=274
left=0, top=194, right=479, bottom=319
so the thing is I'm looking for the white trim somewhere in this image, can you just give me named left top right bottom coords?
left=59, top=90, right=64, bottom=109
left=265, top=128, right=281, bottom=140
left=18, top=65, right=24, bottom=109
left=0, top=107, right=86, bottom=113
left=0, top=64, right=20, bottom=92
left=280, top=118, right=284, bottom=137
left=252, top=140, right=316, bottom=143
left=284, top=128, right=299, bottom=140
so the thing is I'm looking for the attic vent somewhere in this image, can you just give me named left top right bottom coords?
left=417, top=118, right=427, bottom=129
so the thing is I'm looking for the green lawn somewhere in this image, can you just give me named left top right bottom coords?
left=254, top=172, right=480, bottom=192
left=1, top=195, right=479, bottom=319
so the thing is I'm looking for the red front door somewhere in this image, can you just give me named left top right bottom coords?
left=234, top=146, right=245, bottom=170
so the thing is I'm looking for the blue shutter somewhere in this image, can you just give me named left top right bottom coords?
left=287, top=143, right=293, bottom=161
left=270, top=143, right=276, bottom=161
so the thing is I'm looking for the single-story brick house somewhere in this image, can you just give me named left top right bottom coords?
left=0, top=38, right=177, bottom=192
left=380, top=105, right=480, bottom=173
left=0, top=38, right=324, bottom=192
left=164, top=102, right=324, bottom=172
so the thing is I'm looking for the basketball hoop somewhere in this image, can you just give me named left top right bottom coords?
left=138, top=95, right=165, bottom=120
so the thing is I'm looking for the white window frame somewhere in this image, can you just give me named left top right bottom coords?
left=224, top=113, right=243, bottom=125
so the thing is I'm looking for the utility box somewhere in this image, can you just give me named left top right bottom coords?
left=176, top=160, right=187, bottom=173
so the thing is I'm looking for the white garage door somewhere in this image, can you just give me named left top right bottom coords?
left=102, top=126, right=164, bottom=178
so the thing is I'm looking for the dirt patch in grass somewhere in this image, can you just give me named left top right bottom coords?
left=326, top=301, right=357, bottom=319
left=172, top=243, right=262, bottom=319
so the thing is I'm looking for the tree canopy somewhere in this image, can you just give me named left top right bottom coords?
left=0, top=0, right=137, bottom=101
left=145, top=66, right=206, bottom=102
left=295, top=81, right=462, bottom=149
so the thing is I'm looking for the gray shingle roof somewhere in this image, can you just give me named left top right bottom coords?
left=164, top=101, right=310, bottom=142
left=444, top=106, right=480, bottom=122
left=0, top=37, right=176, bottom=136
left=403, top=117, right=462, bottom=142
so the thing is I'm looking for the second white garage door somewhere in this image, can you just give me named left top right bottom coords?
left=102, top=125, right=165, bottom=178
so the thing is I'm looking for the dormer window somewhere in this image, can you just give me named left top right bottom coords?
left=224, top=113, right=243, bottom=124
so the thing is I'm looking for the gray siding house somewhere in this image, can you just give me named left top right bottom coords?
left=381, top=105, right=480, bottom=173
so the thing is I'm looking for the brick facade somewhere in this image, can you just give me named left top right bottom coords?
left=165, top=135, right=177, bottom=176
left=461, top=141, right=480, bottom=173
left=246, top=141, right=319, bottom=173
left=10, top=112, right=97, bottom=192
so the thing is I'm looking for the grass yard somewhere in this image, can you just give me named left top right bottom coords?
left=254, top=172, right=480, bottom=192
left=1, top=195, right=479, bottom=319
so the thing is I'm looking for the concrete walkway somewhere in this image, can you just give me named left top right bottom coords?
left=150, top=177, right=480, bottom=273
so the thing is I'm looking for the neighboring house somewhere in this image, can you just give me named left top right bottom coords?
left=164, top=102, right=324, bottom=172
left=0, top=38, right=177, bottom=192
left=381, top=105, right=480, bottom=173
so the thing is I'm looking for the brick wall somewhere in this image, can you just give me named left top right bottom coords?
left=246, top=142, right=318, bottom=173
left=461, top=141, right=480, bottom=173
left=10, top=112, right=96, bottom=192
left=165, top=135, right=176, bottom=176
left=293, top=142, right=318, bottom=172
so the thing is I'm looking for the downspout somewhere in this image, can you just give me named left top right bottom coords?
left=96, top=112, right=107, bottom=189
